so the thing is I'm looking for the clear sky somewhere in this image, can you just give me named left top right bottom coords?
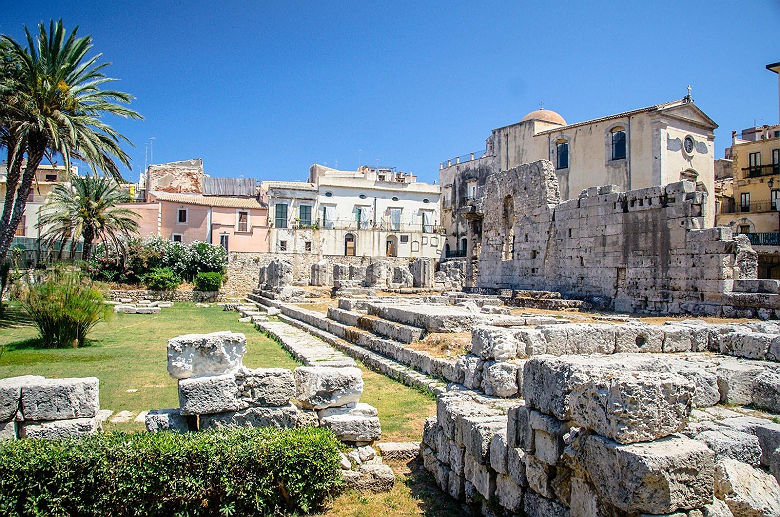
left=2, top=1, right=779, bottom=184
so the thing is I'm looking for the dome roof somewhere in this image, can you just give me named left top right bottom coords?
left=520, top=108, right=566, bottom=126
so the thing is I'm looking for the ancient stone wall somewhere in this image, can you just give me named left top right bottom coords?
left=477, top=160, right=761, bottom=316
left=146, top=158, right=204, bottom=194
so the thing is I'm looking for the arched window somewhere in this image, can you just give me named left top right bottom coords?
left=344, top=233, right=356, bottom=256
left=556, top=140, right=569, bottom=169
left=611, top=127, right=626, bottom=160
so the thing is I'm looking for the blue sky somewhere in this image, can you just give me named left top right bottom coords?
left=2, top=1, right=779, bottom=184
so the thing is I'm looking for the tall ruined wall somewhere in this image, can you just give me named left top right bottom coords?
left=146, top=158, right=204, bottom=194
left=477, top=160, right=757, bottom=315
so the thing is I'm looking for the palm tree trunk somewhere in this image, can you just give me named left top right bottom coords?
left=81, top=226, right=95, bottom=262
left=0, top=146, right=45, bottom=261
left=0, top=136, right=23, bottom=236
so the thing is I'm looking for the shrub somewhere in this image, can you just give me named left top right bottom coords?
left=142, top=267, right=181, bottom=291
left=0, top=427, right=343, bottom=516
left=19, top=271, right=110, bottom=347
left=194, top=271, right=222, bottom=291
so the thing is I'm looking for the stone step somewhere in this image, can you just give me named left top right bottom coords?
left=327, top=307, right=426, bottom=344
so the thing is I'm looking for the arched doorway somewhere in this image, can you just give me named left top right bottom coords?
left=461, top=237, right=468, bottom=256
left=386, top=235, right=398, bottom=257
left=344, top=233, right=356, bottom=256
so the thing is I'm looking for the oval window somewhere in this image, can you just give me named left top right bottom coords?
left=423, top=198, right=430, bottom=203
left=325, top=191, right=333, bottom=197
left=359, top=194, right=367, bottom=199
left=392, top=196, right=399, bottom=202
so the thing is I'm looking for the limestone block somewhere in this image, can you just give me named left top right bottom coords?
left=461, top=355, right=483, bottom=390
left=702, top=498, right=736, bottom=517
left=464, top=452, right=496, bottom=500
left=752, top=369, right=780, bottom=413
left=524, top=489, right=568, bottom=517
left=178, top=374, right=240, bottom=415
left=377, top=441, right=420, bottom=461
left=21, top=377, right=99, bottom=421
left=507, top=402, right=531, bottom=450
left=526, top=454, right=555, bottom=499
left=471, top=325, right=518, bottom=361
left=541, top=324, right=616, bottom=355
left=614, top=324, right=664, bottom=353
left=495, top=474, right=524, bottom=513
left=489, top=432, right=508, bottom=474
left=569, top=477, right=616, bottom=517
left=714, top=458, right=780, bottom=517
left=19, top=416, right=100, bottom=439
left=310, top=259, right=331, bottom=286
left=199, top=404, right=299, bottom=429
left=294, top=366, right=363, bottom=409
left=317, top=402, right=377, bottom=419
left=463, top=415, right=506, bottom=464
left=319, top=413, right=381, bottom=443
left=583, top=434, right=714, bottom=514
left=719, top=331, right=772, bottom=360
left=514, top=328, right=547, bottom=357
left=348, top=464, right=395, bottom=492
left=523, top=356, right=592, bottom=420
left=447, top=471, right=464, bottom=500
left=235, top=367, right=294, bottom=407
left=0, top=419, right=17, bottom=440
left=753, top=422, right=780, bottom=468
left=144, top=408, right=193, bottom=433
left=569, top=370, right=694, bottom=444
left=167, top=331, right=246, bottom=379
left=694, top=429, right=762, bottom=466
left=507, top=446, right=527, bottom=487
left=677, top=366, right=720, bottom=408
left=481, top=361, right=520, bottom=398
left=0, top=375, right=45, bottom=421
left=662, top=324, right=694, bottom=352
left=716, top=362, right=764, bottom=405
left=772, top=447, right=780, bottom=484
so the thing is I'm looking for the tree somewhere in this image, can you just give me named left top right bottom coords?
left=0, top=20, right=141, bottom=261
left=38, top=175, right=140, bottom=261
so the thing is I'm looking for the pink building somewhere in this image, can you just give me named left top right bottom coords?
left=127, top=192, right=269, bottom=253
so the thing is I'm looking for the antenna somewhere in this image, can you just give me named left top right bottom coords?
left=149, top=137, right=156, bottom=164
left=540, top=100, right=544, bottom=110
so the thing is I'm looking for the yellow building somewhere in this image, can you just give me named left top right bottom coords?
left=716, top=124, right=780, bottom=277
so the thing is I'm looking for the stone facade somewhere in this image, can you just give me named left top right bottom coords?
left=474, top=159, right=766, bottom=316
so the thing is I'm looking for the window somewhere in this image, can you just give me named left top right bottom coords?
left=172, top=234, right=183, bottom=242
left=304, top=241, right=312, bottom=252
left=325, top=191, right=333, bottom=197
left=219, top=234, right=229, bottom=253
left=740, top=192, right=750, bottom=212
left=466, top=181, right=477, bottom=200
left=423, top=198, right=430, bottom=203
left=773, top=149, right=779, bottom=175
left=739, top=225, right=750, bottom=234
left=392, top=196, right=399, bottom=202
left=354, top=206, right=370, bottom=229
left=321, top=206, right=334, bottom=229
left=279, top=240, right=287, bottom=251
left=275, top=203, right=288, bottom=228
left=359, top=194, right=367, bottom=199
left=611, top=129, right=626, bottom=160
left=749, top=152, right=761, bottom=176
left=389, top=208, right=402, bottom=231
left=237, top=211, right=249, bottom=232
left=556, top=141, right=569, bottom=169
left=45, top=174, right=57, bottom=182
left=400, top=235, right=409, bottom=243
left=177, top=208, right=188, bottom=224
left=14, top=215, right=25, bottom=236
left=772, top=189, right=780, bottom=211
left=461, top=237, right=468, bottom=253
left=344, top=234, right=356, bottom=256
left=421, top=210, right=433, bottom=233
left=299, top=205, right=312, bottom=226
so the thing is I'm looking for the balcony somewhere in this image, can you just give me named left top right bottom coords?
left=444, top=249, right=467, bottom=258
left=743, top=232, right=780, bottom=246
left=743, top=164, right=780, bottom=178
left=720, top=200, right=778, bottom=214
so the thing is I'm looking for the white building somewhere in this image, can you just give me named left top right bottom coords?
left=264, top=164, right=442, bottom=259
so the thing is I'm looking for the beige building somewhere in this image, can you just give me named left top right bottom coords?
left=440, top=96, right=718, bottom=264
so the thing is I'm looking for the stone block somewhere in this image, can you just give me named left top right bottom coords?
left=317, top=402, right=377, bottom=419
left=523, top=356, right=591, bottom=420
left=464, top=452, right=496, bottom=500
left=495, top=474, right=524, bottom=513
left=236, top=367, right=294, bottom=407
left=481, top=361, right=520, bottom=397
left=719, top=331, right=772, bottom=360
left=614, top=324, right=664, bottom=353
left=524, top=489, right=569, bottom=517
left=489, top=432, right=508, bottom=474
left=0, top=419, right=17, bottom=440
left=694, top=429, right=761, bottom=466
left=507, top=402, right=531, bottom=450
left=662, top=324, right=693, bottom=352
left=199, top=404, right=299, bottom=429
left=21, top=377, right=99, bottom=421
left=525, top=454, right=554, bottom=499
left=167, top=331, right=246, bottom=379
left=714, top=458, right=780, bottom=517
left=294, top=366, right=363, bottom=409
left=752, top=369, right=780, bottom=413
left=583, top=434, right=714, bottom=514
left=471, top=325, right=518, bottom=360
left=19, top=416, right=101, bottom=439
left=463, top=415, right=506, bottom=464
left=377, top=441, right=420, bottom=461
left=0, top=375, right=45, bottom=421
left=319, top=413, right=381, bottom=443
left=144, top=408, right=194, bottom=433
left=716, top=362, right=764, bottom=405
left=507, top=446, right=527, bottom=487
left=178, top=374, right=240, bottom=415
left=447, top=472, right=464, bottom=500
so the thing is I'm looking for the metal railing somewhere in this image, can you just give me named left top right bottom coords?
left=444, top=249, right=467, bottom=258
left=743, top=232, right=780, bottom=246
left=720, top=200, right=778, bottom=214
left=743, top=164, right=780, bottom=178
left=278, top=218, right=444, bottom=234
left=440, top=150, right=487, bottom=169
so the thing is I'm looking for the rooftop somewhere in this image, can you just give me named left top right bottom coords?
left=150, top=191, right=265, bottom=209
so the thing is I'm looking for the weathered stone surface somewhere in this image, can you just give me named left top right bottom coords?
left=569, top=370, right=694, bottom=444
left=702, top=497, right=736, bottom=517
left=236, top=367, right=294, bottom=407
left=490, top=432, right=508, bottom=474
left=317, top=402, right=377, bottom=419
left=178, top=374, right=240, bottom=415
left=481, top=360, right=520, bottom=397
left=319, top=413, right=381, bottom=443
left=614, top=323, right=664, bottom=353
left=167, top=331, right=246, bottom=379
left=526, top=454, right=554, bottom=499
left=199, top=404, right=299, bottom=429
left=719, top=331, right=773, bottom=360
left=714, top=458, right=780, bottom=517
left=495, top=473, right=524, bottom=513
left=19, top=416, right=100, bottom=439
left=716, top=362, right=764, bottom=405
left=20, top=377, right=99, bottom=421
left=464, top=452, right=496, bottom=499
left=583, top=434, right=714, bottom=514
left=752, top=369, right=780, bottom=413
left=523, top=489, right=569, bottom=517
left=507, top=446, right=527, bottom=487
left=310, top=259, right=331, bottom=286
left=144, top=408, right=193, bottom=433
left=471, top=325, right=518, bottom=360
left=0, top=419, right=17, bottom=440
left=694, top=429, right=762, bottom=466
left=377, top=441, right=420, bottom=461
left=342, top=464, right=395, bottom=492
left=294, top=366, right=363, bottom=410
left=0, top=375, right=45, bottom=421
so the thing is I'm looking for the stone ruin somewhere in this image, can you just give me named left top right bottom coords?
left=420, top=318, right=780, bottom=516
left=257, top=258, right=306, bottom=302
left=107, top=299, right=174, bottom=314
left=473, top=160, right=775, bottom=317
left=0, top=375, right=102, bottom=440
left=146, top=330, right=394, bottom=491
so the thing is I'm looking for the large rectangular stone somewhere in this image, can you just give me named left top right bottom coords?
left=20, top=377, right=99, bottom=421
left=294, top=366, right=363, bottom=409
left=0, top=419, right=17, bottom=440
left=199, top=404, right=299, bottom=430
left=167, top=331, right=246, bottom=379
left=0, top=375, right=45, bottom=421
left=583, top=434, right=714, bottom=514
left=178, top=374, right=240, bottom=415
left=236, top=367, right=294, bottom=407
left=144, top=408, right=194, bottom=433
left=19, top=416, right=101, bottom=439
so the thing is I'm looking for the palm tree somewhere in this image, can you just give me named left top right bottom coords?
left=0, top=20, right=141, bottom=260
left=38, top=175, right=140, bottom=261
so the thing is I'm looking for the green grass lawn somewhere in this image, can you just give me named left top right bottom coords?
left=0, top=302, right=435, bottom=438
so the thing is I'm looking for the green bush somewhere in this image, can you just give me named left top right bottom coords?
left=0, top=427, right=343, bottom=516
left=142, top=267, right=181, bottom=291
left=19, top=271, right=110, bottom=347
left=194, top=271, right=222, bottom=291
